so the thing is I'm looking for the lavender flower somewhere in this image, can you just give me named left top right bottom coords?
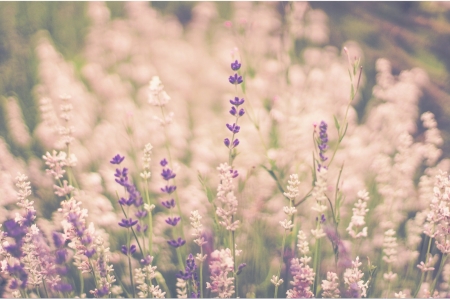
left=119, top=196, right=135, bottom=206
left=226, top=123, right=240, bottom=134
left=161, top=185, right=177, bottom=194
left=161, top=168, right=176, bottom=180
left=161, top=199, right=176, bottom=209
left=121, top=245, right=137, bottom=255
left=160, top=158, right=168, bottom=167
left=231, top=60, right=241, bottom=71
left=229, top=73, right=243, bottom=85
left=177, top=254, right=200, bottom=298
left=230, top=97, right=245, bottom=106
left=167, top=238, right=186, bottom=248
left=110, top=154, right=125, bottom=165
left=165, top=217, right=181, bottom=226
left=118, top=218, right=138, bottom=228
left=114, top=168, right=129, bottom=186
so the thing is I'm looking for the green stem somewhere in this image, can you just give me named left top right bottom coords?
left=232, top=228, right=238, bottom=297
left=127, top=227, right=136, bottom=298
left=200, top=247, right=204, bottom=299
left=79, top=271, right=84, bottom=297
left=430, top=254, right=448, bottom=295
left=274, top=231, right=287, bottom=298
left=414, top=234, right=433, bottom=297
left=144, top=182, right=154, bottom=255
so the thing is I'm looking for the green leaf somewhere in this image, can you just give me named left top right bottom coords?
left=333, top=115, right=340, bottom=131
left=197, top=172, right=214, bottom=203
left=339, top=123, right=349, bottom=142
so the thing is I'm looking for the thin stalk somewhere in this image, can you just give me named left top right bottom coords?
left=312, top=236, right=322, bottom=296
left=274, top=231, right=287, bottom=298
left=430, top=254, right=448, bottom=295
left=200, top=247, right=204, bottom=298
left=42, top=277, right=50, bottom=298
left=414, top=234, right=433, bottom=297
left=127, top=227, right=136, bottom=298
left=79, top=271, right=84, bottom=296
left=144, top=182, right=154, bottom=255
left=232, top=228, right=238, bottom=297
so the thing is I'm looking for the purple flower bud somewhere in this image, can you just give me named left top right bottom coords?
left=9, top=279, right=19, bottom=290
left=5, top=243, right=22, bottom=258
left=161, top=199, right=176, bottom=209
left=230, top=106, right=237, bottom=116
left=81, top=235, right=92, bottom=246
left=52, top=231, right=65, bottom=248
left=161, top=168, right=176, bottom=180
left=165, top=217, right=181, bottom=226
left=135, top=210, right=148, bottom=218
left=226, top=123, right=240, bottom=134
left=224, top=138, right=231, bottom=148
left=130, top=245, right=136, bottom=254
left=230, top=97, right=245, bottom=106
left=85, top=248, right=96, bottom=258
left=161, top=185, right=177, bottom=194
left=114, top=168, right=129, bottom=186
left=231, top=60, right=241, bottom=71
left=230, top=169, right=239, bottom=178
left=232, top=139, right=240, bottom=147
left=121, top=245, right=128, bottom=255
left=110, top=154, right=125, bottom=165
left=237, top=263, right=247, bottom=275
left=229, top=73, right=243, bottom=85
left=239, top=108, right=245, bottom=116
left=56, top=249, right=69, bottom=264
left=118, top=218, right=138, bottom=228
left=141, top=255, right=154, bottom=265
left=167, top=237, right=186, bottom=248
left=119, top=197, right=135, bottom=206
left=136, top=224, right=148, bottom=233
left=160, top=158, right=168, bottom=167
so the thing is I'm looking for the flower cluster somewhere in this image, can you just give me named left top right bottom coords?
left=206, top=248, right=235, bottom=298
left=135, top=255, right=166, bottom=298
left=382, top=229, right=398, bottom=282
left=347, top=190, right=370, bottom=239
left=321, top=271, right=341, bottom=298
left=286, top=257, right=315, bottom=298
left=343, top=257, right=369, bottom=298
left=215, top=163, right=240, bottom=231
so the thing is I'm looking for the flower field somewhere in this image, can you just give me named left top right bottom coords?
left=1, top=2, right=450, bottom=298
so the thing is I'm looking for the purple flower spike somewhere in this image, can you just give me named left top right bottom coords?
left=230, top=97, right=245, bottom=106
left=121, top=245, right=136, bottom=255
left=56, top=249, right=68, bottom=264
left=52, top=231, right=65, bottom=248
left=224, top=138, right=231, bottom=148
left=110, top=154, right=125, bottom=165
left=317, top=120, right=329, bottom=171
left=118, top=218, right=138, bottom=228
left=230, top=106, right=237, bottom=116
left=161, top=185, right=177, bottom=194
left=239, top=108, right=245, bottom=116
left=161, top=168, right=176, bottom=180
left=230, top=169, right=239, bottom=178
left=165, top=217, right=181, bottom=226
left=232, top=139, right=240, bottom=148
left=229, top=73, right=243, bottom=85
left=160, top=158, right=168, bottom=167
left=161, top=199, right=176, bottom=209
left=167, top=237, right=186, bottom=248
left=231, top=60, right=241, bottom=71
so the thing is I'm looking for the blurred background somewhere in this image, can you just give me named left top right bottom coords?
left=1, top=1, right=450, bottom=156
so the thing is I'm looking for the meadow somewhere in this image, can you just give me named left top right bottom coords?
left=1, top=2, right=450, bottom=298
